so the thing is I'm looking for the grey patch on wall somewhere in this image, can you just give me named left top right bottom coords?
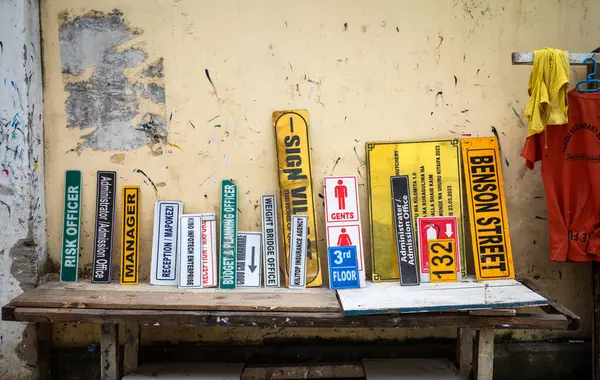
left=59, top=10, right=167, bottom=152
left=9, top=232, right=38, bottom=292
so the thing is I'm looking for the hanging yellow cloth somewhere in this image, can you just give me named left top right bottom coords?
left=525, top=48, right=570, bottom=136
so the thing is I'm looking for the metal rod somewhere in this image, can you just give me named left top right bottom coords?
left=512, top=52, right=600, bottom=65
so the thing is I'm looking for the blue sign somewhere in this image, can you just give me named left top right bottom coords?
left=328, top=246, right=360, bottom=290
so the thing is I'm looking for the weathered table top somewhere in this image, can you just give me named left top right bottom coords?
left=1, top=280, right=579, bottom=330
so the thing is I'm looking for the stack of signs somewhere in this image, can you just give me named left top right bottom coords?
left=261, top=195, right=280, bottom=287
left=366, top=139, right=466, bottom=282
left=151, top=201, right=183, bottom=285
left=60, top=170, right=82, bottom=283
left=273, top=110, right=322, bottom=287
left=92, top=171, right=116, bottom=283
left=219, top=180, right=238, bottom=289
left=327, top=246, right=360, bottom=290
left=390, top=176, right=419, bottom=285
left=178, top=215, right=202, bottom=288
left=236, top=232, right=262, bottom=287
left=461, top=137, right=515, bottom=280
left=121, top=186, right=140, bottom=285
left=323, top=176, right=365, bottom=287
left=200, top=213, right=217, bottom=287
left=288, top=215, right=308, bottom=289
left=417, top=216, right=461, bottom=282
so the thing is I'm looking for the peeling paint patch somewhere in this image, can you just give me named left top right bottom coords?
left=110, top=153, right=126, bottom=165
left=59, top=9, right=167, bottom=153
left=9, top=233, right=37, bottom=291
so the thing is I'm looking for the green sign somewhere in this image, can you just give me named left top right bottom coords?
left=60, top=170, right=82, bottom=282
left=219, top=180, right=238, bottom=289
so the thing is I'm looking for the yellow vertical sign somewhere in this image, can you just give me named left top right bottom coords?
left=461, top=137, right=515, bottom=280
left=120, top=186, right=140, bottom=284
left=366, top=139, right=465, bottom=282
left=273, top=110, right=322, bottom=287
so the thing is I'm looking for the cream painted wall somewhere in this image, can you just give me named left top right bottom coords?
left=41, top=0, right=600, bottom=346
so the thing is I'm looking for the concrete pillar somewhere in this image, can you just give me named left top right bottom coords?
left=0, top=0, right=46, bottom=378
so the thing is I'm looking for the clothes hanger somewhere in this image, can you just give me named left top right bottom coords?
left=576, top=57, right=600, bottom=93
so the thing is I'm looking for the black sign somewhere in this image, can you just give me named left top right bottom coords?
left=391, top=176, right=419, bottom=285
left=92, top=171, right=116, bottom=283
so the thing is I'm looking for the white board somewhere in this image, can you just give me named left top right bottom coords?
left=261, top=195, right=280, bottom=287
left=289, top=215, right=308, bottom=289
left=123, top=363, right=244, bottom=380
left=337, top=278, right=547, bottom=315
left=362, top=359, right=461, bottom=380
left=178, top=215, right=202, bottom=288
left=236, top=232, right=262, bottom=287
left=151, top=201, right=183, bottom=285
left=200, top=213, right=217, bottom=287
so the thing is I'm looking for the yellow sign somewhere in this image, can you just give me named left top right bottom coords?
left=462, top=137, right=515, bottom=280
left=428, top=239, right=458, bottom=282
left=120, top=186, right=140, bottom=284
left=366, top=139, right=465, bottom=282
left=273, top=110, right=322, bottom=287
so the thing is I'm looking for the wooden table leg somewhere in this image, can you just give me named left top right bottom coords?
left=123, top=323, right=140, bottom=375
left=36, top=323, right=52, bottom=380
left=457, top=328, right=475, bottom=380
left=474, top=329, right=494, bottom=380
left=101, top=324, right=119, bottom=380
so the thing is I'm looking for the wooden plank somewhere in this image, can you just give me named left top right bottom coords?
left=512, top=52, right=600, bottom=65
left=123, top=323, right=139, bottom=375
left=469, top=309, right=516, bottom=317
left=8, top=281, right=340, bottom=312
left=457, top=328, right=475, bottom=380
left=124, top=363, right=244, bottom=379
left=474, top=330, right=494, bottom=380
left=338, top=280, right=547, bottom=315
left=522, top=279, right=580, bottom=330
left=100, top=324, right=119, bottom=380
left=36, top=323, right=52, bottom=380
left=362, top=359, right=461, bottom=379
left=242, top=364, right=364, bottom=379
left=8, top=307, right=570, bottom=330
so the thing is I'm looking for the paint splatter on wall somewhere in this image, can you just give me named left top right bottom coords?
left=59, top=10, right=167, bottom=154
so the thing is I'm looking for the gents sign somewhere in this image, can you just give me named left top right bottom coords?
left=462, top=137, right=515, bottom=280
left=92, top=171, right=116, bottom=283
left=390, top=176, right=419, bottom=286
left=120, top=186, right=140, bottom=285
left=288, top=215, right=308, bottom=289
left=219, top=180, right=238, bottom=289
left=179, top=215, right=202, bottom=288
left=60, top=170, right=82, bottom=283
left=237, top=232, right=262, bottom=287
left=323, top=175, right=365, bottom=287
left=151, top=201, right=183, bottom=285
left=274, top=110, right=321, bottom=287
left=261, top=195, right=280, bottom=287
left=200, top=213, right=217, bottom=287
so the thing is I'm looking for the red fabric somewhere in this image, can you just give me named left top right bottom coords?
left=521, top=90, right=600, bottom=262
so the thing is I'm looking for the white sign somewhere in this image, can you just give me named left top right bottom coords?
left=288, top=215, right=308, bottom=289
left=200, top=213, right=217, bottom=288
left=323, top=176, right=365, bottom=287
left=178, top=215, right=202, bottom=288
left=151, top=201, right=182, bottom=285
left=236, top=232, right=262, bottom=287
left=261, top=195, right=280, bottom=287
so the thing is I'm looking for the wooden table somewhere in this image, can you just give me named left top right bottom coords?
left=2, top=280, right=578, bottom=380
